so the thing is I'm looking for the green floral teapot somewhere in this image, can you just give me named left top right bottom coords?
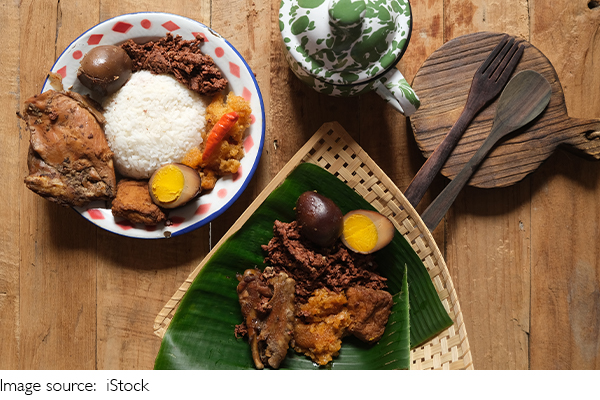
left=279, top=0, right=420, bottom=116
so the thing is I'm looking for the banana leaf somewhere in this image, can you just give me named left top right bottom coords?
left=155, top=163, right=452, bottom=369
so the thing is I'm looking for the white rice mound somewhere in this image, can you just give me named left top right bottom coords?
left=102, top=70, right=208, bottom=179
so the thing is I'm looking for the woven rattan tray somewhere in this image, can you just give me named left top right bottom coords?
left=154, top=121, right=473, bottom=370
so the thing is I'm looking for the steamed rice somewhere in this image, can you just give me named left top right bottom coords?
left=102, top=70, right=208, bottom=179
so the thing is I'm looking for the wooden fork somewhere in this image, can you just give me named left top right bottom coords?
left=404, top=34, right=524, bottom=208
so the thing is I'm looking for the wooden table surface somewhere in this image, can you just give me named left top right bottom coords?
left=1, top=0, right=599, bottom=370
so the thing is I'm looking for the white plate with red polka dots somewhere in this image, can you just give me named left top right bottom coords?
left=42, top=12, right=265, bottom=239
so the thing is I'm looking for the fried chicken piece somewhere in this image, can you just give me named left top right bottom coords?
left=346, top=286, right=393, bottom=343
left=21, top=90, right=116, bottom=207
left=258, top=271, right=296, bottom=368
left=111, top=180, right=166, bottom=225
left=236, top=268, right=296, bottom=369
left=237, top=269, right=270, bottom=369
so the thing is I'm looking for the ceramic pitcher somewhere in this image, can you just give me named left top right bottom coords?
left=279, top=0, right=420, bottom=116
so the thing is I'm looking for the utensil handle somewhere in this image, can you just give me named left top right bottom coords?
left=404, top=103, right=479, bottom=207
left=562, top=117, right=600, bottom=158
left=421, top=130, right=501, bottom=231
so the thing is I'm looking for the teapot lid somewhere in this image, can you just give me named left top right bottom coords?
left=279, top=0, right=412, bottom=85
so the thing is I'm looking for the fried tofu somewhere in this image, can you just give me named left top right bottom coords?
left=111, top=179, right=166, bottom=225
left=346, top=286, right=393, bottom=343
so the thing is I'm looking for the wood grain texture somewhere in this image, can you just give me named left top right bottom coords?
left=2, top=0, right=599, bottom=370
left=529, top=0, right=600, bottom=370
left=17, top=0, right=99, bottom=370
left=435, top=0, right=532, bottom=371
left=0, top=0, right=21, bottom=370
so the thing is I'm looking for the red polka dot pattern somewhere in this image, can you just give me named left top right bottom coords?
left=233, top=166, right=242, bottom=182
left=243, top=136, right=254, bottom=154
left=242, top=87, right=252, bottom=102
left=162, top=21, right=180, bottom=31
left=229, top=62, right=240, bottom=78
left=87, top=34, right=103, bottom=45
left=112, top=22, right=133, bottom=33
left=170, top=216, right=186, bottom=227
left=87, top=209, right=105, bottom=220
left=116, top=219, right=135, bottom=230
left=196, top=204, right=211, bottom=215
left=56, top=66, right=67, bottom=78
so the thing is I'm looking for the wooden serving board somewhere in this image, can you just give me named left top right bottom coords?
left=410, top=31, right=600, bottom=189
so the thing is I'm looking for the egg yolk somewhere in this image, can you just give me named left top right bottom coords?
left=151, top=164, right=184, bottom=203
left=343, top=214, right=378, bottom=252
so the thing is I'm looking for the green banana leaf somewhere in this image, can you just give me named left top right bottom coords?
left=155, top=163, right=452, bottom=369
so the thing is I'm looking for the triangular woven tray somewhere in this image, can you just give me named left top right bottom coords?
left=154, top=121, right=473, bottom=370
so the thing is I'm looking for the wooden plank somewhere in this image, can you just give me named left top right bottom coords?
left=96, top=232, right=209, bottom=369
left=0, top=0, right=21, bottom=370
left=207, top=0, right=275, bottom=245
left=94, top=1, right=212, bottom=370
left=384, top=0, right=446, bottom=247
left=445, top=0, right=530, bottom=40
left=18, top=0, right=99, bottom=369
left=100, top=0, right=210, bottom=23
left=445, top=183, right=531, bottom=369
left=529, top=0, right=600, bottom=369
left=439, top=0, right=531, bottom=370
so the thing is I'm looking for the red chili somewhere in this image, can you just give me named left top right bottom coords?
left=202, top=111, right=239, bottom=161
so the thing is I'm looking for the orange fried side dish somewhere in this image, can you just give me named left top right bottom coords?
left=181, top=92, right=251, bottom=190
left=292, top=289, right=352, bottom=366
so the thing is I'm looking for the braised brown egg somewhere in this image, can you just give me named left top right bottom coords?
left=295, top=191, right=343, bottom=247
left=77, top=45, right=133, bottom=95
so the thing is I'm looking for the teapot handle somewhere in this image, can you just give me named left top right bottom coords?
left=375, top=68, right=420, bottom=116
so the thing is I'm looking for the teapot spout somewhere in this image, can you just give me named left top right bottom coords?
left=375, top=68, right=420, bottom=116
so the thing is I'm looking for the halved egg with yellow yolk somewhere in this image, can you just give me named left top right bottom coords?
left=341, top=210, right=395, bottom=254
left=149, top=163, right=201, bottom=209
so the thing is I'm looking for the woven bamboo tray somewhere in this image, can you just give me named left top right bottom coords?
left=154, top=121, right=473, bottom=370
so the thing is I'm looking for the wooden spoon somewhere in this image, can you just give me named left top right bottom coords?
left=421, top=70, right=552, bottom=231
